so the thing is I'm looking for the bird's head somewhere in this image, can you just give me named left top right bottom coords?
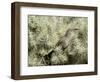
left=65, top=28, right=79, bottom=37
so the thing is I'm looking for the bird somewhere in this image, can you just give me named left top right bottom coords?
left=56, top=28, right=79, bottom=50
left=43, top=28, right=79, bottom=65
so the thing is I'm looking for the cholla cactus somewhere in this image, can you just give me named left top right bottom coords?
left=28, top=15, right=88, bottom=66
